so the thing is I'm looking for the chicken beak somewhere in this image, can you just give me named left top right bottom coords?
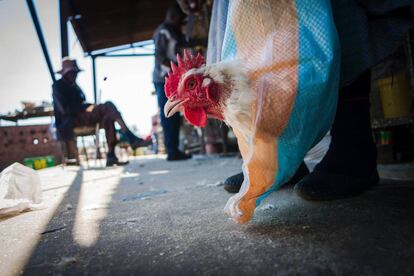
left=164, top=98, right=188, bottom=118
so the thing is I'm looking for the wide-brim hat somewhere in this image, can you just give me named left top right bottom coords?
left=56, top=57, right=83, bottom=75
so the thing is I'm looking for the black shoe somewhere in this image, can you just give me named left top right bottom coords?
left=106, top=156, right=129, bottom=167
left=167, top=151, right=192, bottom=161
left=294, top=71, right=378, bottom=201
left=125, top=130, right=151, bottom=150
left=294, top=170, right=379, bottom=201
left=223, top=162, right=309, bottom=194
left=223, top=172, right=244, bottom=193
left=129, top=137, right=152, bottom=150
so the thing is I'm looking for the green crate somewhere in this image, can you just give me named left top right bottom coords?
left=24, top=156, right=55, bottom=170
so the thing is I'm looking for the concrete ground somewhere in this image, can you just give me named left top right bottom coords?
left=1, top=155, right=414, bottom=276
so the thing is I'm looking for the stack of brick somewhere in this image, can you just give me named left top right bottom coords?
left=0, top=124, right=62, bottom=171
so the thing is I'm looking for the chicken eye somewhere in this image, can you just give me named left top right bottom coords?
left=186, top=79, right=197, bottom=90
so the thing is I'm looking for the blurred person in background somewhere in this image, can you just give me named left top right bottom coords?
left=153, top=4, right=192, bottom=161
left=53, top=57, right=150, bottom=167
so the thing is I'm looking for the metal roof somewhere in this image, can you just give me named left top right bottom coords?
left=63, top=0, right=175, bottom=54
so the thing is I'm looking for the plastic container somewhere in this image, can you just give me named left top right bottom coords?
left=377, top=73, right=411, bottom=118
left=24, top=156, right=55, bottom=170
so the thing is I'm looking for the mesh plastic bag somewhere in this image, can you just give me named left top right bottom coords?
left=218, top=1, right=340, bottom=223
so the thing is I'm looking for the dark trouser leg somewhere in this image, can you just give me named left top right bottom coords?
left=294, top=70, right=379, bottom=200
left=101, top=114, right=117, bottom=154
left=74, top=102, right=119, bottom=155
left=65, top=139, right=79, bottom=164
left=97, top=101, right=149, bottom=151
left=95, top=102, right=120, bottom=154
left=102, top=101, right=130, bottom=132
left=315, top=70, right=377, bottom=176
left=95, top=103, right=133, bottom=166
left=154, top=82, right=181, bottom=156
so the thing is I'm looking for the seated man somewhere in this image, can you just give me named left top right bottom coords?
left=52, top=57, right=149, bottom=166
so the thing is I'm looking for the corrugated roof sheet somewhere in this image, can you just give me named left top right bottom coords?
left=64, top=0, right=175, bottom=53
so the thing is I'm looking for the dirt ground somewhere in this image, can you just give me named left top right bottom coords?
left=1, top=155, right=413, bottom=275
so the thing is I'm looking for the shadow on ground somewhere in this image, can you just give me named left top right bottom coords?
left=22, top=157, right=414, bottom=276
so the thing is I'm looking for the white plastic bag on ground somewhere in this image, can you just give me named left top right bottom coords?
left=0, top=163, right=42, bottom=217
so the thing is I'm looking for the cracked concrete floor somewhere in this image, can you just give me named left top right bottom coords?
left=1, top=155, right=413, bottom=275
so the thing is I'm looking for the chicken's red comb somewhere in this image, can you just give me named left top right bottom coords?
left=164, top=50, right=206, bottom=98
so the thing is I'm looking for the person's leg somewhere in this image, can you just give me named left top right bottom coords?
left=96, top=102, right=150, bottom=151
left=83, top=103, right=118, bottom=154
left=73, top=105, right=123, bottom=166
left=100, top=101, right=129, bottom=133
left=100, top=114, right=125, bottom=166
left=64, top=139, right=79, bottom=165
left=294, top=70, right=378, bottom=200
left=154, top=82, right=190, bottom=161
left=154, top=82, right=180, bottom=154
left=100, top=112, right=117, bottom=155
